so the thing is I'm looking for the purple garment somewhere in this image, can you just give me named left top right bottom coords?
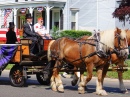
left=0, top=45, right=18, bottom=70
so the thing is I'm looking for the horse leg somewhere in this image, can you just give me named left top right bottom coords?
left=101, top=63, right=110, bottom=86
left=54, top=61, right=64, bottom=93
left=50, top=74, right=57, bottom=91
left=55, top=73, right=64, bottom=93
left=51, top=61, right=64, bottom=92
left=96, top=68, right=108, bottom=96
left=118, top=71, right=128, bottom=93
left=71, top=67, right=80, bottom=86
left=78, top=63, right=93, bottom=94
left=78, top=70, right=85, bottom=94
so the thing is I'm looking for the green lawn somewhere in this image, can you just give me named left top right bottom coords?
left=83, top=59, right=130, bottom=80
left=5, top=64, right=14, bottom=70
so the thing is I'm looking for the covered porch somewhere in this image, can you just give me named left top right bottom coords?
left=0, top=0, right=66, bottom=33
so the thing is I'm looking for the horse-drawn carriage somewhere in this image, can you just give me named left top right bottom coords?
left=0, top=38, right=53, bottom=87
left=0, top=28, right=129, bottom=96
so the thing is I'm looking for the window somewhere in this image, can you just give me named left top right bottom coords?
left=54, top=12, right=59, bottom=27
left=70, top=8, right=79, bottom=30
left=71, top=11, right=76, bottom=30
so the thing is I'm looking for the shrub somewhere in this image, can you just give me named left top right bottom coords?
left=50, top=26, right=60, bottom=39
left=51, top=30, right=92, bottom=39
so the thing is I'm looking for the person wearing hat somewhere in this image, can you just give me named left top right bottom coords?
left=23, top=13, right=38, bottom=55
left=34, top=17, right=52, bottom=39
left=6, top=22, right=17, bottom=44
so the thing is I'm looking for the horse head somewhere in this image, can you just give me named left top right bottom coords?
left=114, top=27, right=129, bottom=59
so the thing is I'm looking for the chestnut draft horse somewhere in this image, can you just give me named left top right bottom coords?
left=47, top=28, right=129, bottom=95
left=95, top=29, right=130, bottom=94
left=101, top=29, right=130, bottom=94
left=71, top=29, right=129, bottom=94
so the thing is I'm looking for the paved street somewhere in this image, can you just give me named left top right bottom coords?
left=0, top=70, right=129, bottom=97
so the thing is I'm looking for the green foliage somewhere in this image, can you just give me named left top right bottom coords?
left=20, top=36, right=23, bottom=39
left=51, top=29, right=92, bottom=39
left=60, top=30, right=92, bottom=39
left=51, top=26, right=60, bottom=39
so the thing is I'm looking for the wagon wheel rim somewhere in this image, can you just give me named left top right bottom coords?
left=12, top=70, right=23, bottom=84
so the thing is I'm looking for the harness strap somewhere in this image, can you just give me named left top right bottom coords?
left=78, top=42, right=87, bottom=67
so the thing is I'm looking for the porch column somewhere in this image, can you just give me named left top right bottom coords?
left=29, top=7, right=34, bottom=16
left=13, top=8, right=17, bottom=30
left=60, top=7, right=64, bottom=30
left=75, top=11, right=79, bottom=30
left=0, top=9, right=2, bottom=28
left=45, top=6, right=53, bottom=34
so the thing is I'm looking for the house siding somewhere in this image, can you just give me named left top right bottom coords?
left=98, top=0, right=115, bottom=30
left=64, top=0, right=116, bottom=31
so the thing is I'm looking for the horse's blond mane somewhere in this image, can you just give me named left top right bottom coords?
left=120, top=29, right=127, bottom=39
left=100, top=28, right=126, bottom=52
left=100, top=29, right=115, bottom=51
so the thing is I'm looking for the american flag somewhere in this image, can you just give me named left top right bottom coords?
left=0, top=28, right=20, bottom=43
left=3, top=9, right=11, bottom=27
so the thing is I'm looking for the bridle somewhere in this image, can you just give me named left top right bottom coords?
left=114, top=32, right=128, bottom=58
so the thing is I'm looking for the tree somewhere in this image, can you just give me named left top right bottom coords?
left=113, top=0, right=130, bottom=24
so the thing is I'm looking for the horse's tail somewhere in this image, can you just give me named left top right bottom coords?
left=47, top=40, right=55, bottom=61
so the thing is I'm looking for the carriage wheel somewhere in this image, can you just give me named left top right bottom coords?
left=9, top=65, right=25, bottom=87
left=36, top=70, right=51, bottom=85
left=36, top=61, right=53, bottom=85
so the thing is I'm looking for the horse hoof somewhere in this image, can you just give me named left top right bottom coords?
left=71, top=80, right=77, bottom=86
left=122, top=89, right=129, bottom=94
left=52, top=88, right=57, bottom=92
left=51, top=82, right=57, bottom=92
left=78, top=90, right=85, bottom=94
left=96, top=90, right=108, bottom=96
left=57, top=85, right=64, bottom=93
left=78, top=87, right=85, bottom=94
left=57, top=88, right=64, bottom=93
left=58, top=90, right=64, bottom=93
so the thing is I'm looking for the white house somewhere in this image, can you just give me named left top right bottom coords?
left=0, top=0, right=127, bottom=33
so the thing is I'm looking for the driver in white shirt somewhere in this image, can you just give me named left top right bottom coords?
left=34, top=17, right=52, bottom=39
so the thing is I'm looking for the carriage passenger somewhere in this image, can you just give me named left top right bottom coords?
left=34, top=17, right=52, bottom=39
left=6, top=22, right=18, bottom=44
left=23, top=13, right=39, bottom=55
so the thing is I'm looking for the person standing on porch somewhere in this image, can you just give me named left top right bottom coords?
left=23, top=13, right=38, bottom=55
left=34, top=17, right=52, bottom=39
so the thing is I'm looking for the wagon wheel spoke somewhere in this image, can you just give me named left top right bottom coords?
left=12, top=70, right=23, bottom=84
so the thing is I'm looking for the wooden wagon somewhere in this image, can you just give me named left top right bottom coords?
left=0, top=38, right=53, bottom=87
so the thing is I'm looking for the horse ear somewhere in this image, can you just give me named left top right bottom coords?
left=116, top=27, right=121, bottom=34
left=125, top=29, right=129, bottom=32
